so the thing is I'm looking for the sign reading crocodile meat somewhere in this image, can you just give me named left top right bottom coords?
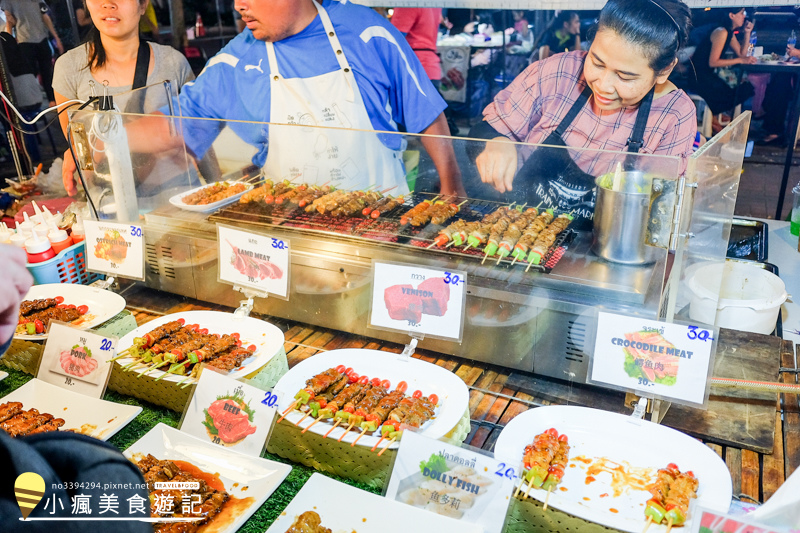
left=589, top=312, right=716, bottom=406
left=179, top=367, right=279, bottom=457
left=217, top=224, right=290, bottom=299
left=369, top=261, right=467, bottom=342
left=84, top=220, right=145, bottom=280
left=37, top=321, right=117, bottom=398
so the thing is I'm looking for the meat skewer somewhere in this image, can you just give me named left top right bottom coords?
left=350, top=381, right=408, bottom=446
left=370, top=195, right=405, bottom=218
left=540, top=433, right=570, bottom=507
left=526, top=212, right=572, bottom=268
left=376, top=393, right=438, bottom=455
left=331, top=378, right=389, bottom=440
left=515, top=428, right=559, bottom=497
left=278, top=366, right=347, bottom=423
left=399, top=196, right=439, bottom=225
left=303, top=377, right=370, bottom=434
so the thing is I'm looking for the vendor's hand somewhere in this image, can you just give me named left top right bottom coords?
left=0, top=245, right=33, bottom=344
left=55, top=37, right=64, bottom=55
left=476, top=137, right=518, bottom=194
left=788, top=47, right=800, bottom=58
left=740, top=56, right=757, bottom=65
left=744, top=21, right=754, bottom=33
left=62, top=148, right=78, bottom=196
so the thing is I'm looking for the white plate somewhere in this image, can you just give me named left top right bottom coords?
left=493, top=406, right=732, bottom=533
left=1, top=378, right=141, bottom=440
left=266, top=473, right=480, bottom=533
left=115, top=311, right=284, bottom=383
left=125, top=423, right=291, bottom=533
left=15, top=284, right=127, bottom=340
left=273, top=348, right=469, bottom=449
left=0, top=371, right=7, bottom=381
left=168, top=181, right=254, bottom=213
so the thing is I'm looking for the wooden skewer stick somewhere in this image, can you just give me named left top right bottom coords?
left=427, top=241, right=438, bottom=249
left=513, top=477, right=526, bottom=498
left=543, top=486, right=553, bottom=511
left=301, top=415, right=324, bottom=434
left=351, top=427, right=369, bottom=446
left=457, top=199, right=469, bottom=207
left=323, top=418, right=342, bottom=438
left=370, top=435, right=387, bottom=452
left=381, top=186, right=398, bottom=194
left=523, top=476, right=536, bottom=499
left=510, top=256, right=519, bottom=267
left=481, top=251, right=490, bottom=264
left=108, top=347, right=136, bottom=362
left=445, top=241, right=455, bottom=248
left=176, top=375, right=195, bottom=388
left=496, top=254, right=504, bottom=265
left=154, top=364, right=184, bottom=382
left=665, top=518, right=673, bottom=533
left=377, top=437, right=396, bottom=456
left=338, top=421, right=356, bottom=442
left=277, top=400, right=299, bottom=423
left=294, top=410, right=312, bottom=427
left=122, top=360, right=142, bottom=371
left=525, top=261, right=533, bottom=273
left=642, top=516, right=653, bottom=533
left=462, top=243, right=472, bottom=251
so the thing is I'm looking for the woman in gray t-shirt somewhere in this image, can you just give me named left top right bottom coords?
left=54, top=0, right=194, bottom=203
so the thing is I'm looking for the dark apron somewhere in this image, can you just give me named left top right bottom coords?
left=514, top=84, right=654, bottom=231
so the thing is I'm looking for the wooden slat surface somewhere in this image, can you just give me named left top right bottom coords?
left=122, top=287, right=798, bottom=505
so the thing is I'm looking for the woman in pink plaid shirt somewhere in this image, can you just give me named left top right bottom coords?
left=470, top=0, right=696, bottom=230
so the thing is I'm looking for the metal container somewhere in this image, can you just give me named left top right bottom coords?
left=591, top=171, right=652, bottom=265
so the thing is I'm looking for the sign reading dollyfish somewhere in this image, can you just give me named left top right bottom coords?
left=370, top=262, right=467, bottom=342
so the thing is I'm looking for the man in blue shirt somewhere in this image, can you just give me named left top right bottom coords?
left=78, top=0, right=464, bottom=197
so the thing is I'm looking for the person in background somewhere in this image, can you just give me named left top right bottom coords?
left=55, top=0, right=194, bottom=197
left=138, top=0, right=159, bottom=42
left=536, top=11, right=580, bottom=61
left=511, top=10, right=529, bottom=41
left=73, top=0, right=92, bottom=42
left=0, top=246, right=33, bottom=356
left=1, top=0, right=64, bottom=105
left=470, top=0, right=696, bottom=229
left=390, top=7, right=442, bottom=88
left=691, top=7, right=791, bottom=143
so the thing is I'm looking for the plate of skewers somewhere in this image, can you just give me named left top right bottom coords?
left=493, top=406, right=732, bottom=533
left=125, top=423, right=291, bottom=533
left=169, top=180, right=255, bottom=213
left=273, top=349, right=469, bottom=452
left=113, top=311, right=285, bottom=384
left=15, top=284, right=127, bottom=340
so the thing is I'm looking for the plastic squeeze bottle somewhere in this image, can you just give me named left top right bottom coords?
left=71, top=215, right=86, bottom=243
left=18, top=212, right=36, bottom=236
left=48, top=221, right=73, bottom=254
left=0, top=223, right=12, bottom=244
left=25, top=230, right=55, bottom=263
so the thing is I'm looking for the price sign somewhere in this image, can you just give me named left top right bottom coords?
left=179, top=368, right=280, bottom=457
left=689, top=507, right=785, bottom=533
left=369, top=261, right=467, bottom=342
left=217, top=225, right=290, bottom=299
left=37, top=321, right=117, bottom=398
left=384, top=431, right=515, bottom=533
left=83, top=220, right=145, bottom=280
left=588, top=312, right=716, bottom=406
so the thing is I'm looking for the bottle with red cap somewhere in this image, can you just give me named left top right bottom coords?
left=195, top=13, right=206, bottom=37
left=71, top=215, right=85, bottom=244
left=25, top=230, right=56, bottom=263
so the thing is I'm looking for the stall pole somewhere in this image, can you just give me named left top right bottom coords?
left=169, top=0, right=187, bottom=51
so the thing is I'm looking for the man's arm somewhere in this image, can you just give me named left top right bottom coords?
left=4, top=10, right=16, bottom=33
left=42, top=13, right=63, bottom=54
left=419, top=112, right=465, bottom=197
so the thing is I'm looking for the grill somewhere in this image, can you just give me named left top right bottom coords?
left=211, top=192, right=576, bottom=274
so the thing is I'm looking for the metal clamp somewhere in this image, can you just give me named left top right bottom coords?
left=399, top=335, right=423, bottom=362
left=90, top=276, right=116, bottom=291
left=628, top=396, right=648, bottom=425
left=232, top=285, right=268, bottom=319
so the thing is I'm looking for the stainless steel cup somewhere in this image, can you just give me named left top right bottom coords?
left=591, top=171, right=652, bottom=264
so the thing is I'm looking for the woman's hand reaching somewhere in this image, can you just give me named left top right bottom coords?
left=475, top=137, right=518, bottom=193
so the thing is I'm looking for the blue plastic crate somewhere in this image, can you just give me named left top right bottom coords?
left=26, top=241, right=103, bottom=285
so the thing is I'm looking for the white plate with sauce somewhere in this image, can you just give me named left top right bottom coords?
left=493, top=406, right=732, bottom=533
left=266, top=473, right=479, bottom=533
left=15, top=284, right=126, bottom=341
left=125, top=423, right=291, bottom=533
left=0, top=378, right=141, bottom=440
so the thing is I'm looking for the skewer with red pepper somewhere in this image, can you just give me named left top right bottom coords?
left=539, top=433, right=570, bottom=507
left=332, top=378, right=389, bottom=440
left=370, top=195, right=405, bottom=219
left=662, top=470, right=698, bottom=531
left=399, top=196, right=439, bottom=225
left=351, top=382, right=407, bottom=446
left=376, top=393, right=438, bottom=455
left=515, top=428, right=559, bottom=497
left=526, top=212, right=570, bottom=266
left=644, top=463, right=679, bottom=530
left=303, top=376, right=370, bottom=433
left=496, top=207, right=539, bottom=260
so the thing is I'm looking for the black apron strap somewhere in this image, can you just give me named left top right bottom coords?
left=132, top=40, right=150, bottom=90
left=553, top=85, right=592, bottom=138
left=626, top=87, right=654, bottom=153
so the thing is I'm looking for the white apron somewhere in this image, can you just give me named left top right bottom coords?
left=263, top=1, right=408, bottom=193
